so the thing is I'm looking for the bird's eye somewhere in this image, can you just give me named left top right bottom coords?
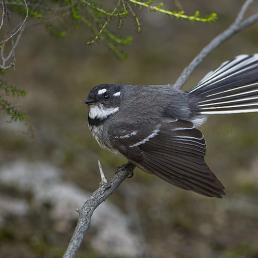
left=103, top=92, right=110, bottom=100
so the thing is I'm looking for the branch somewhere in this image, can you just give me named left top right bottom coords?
left=128, top=0, right=218, bottom=22
left=97, top=160, right=108, bottom=184
left=173, top=0, right=258, bottom=90
left=63, top=1, right=258, bottom=258
left=0, top=0, right=28, bottom=70
left=63, top=162, right=135, bottom=258
left=0, top=1, right=5, bottom=31
left=0, top=0, right=28, bottom=44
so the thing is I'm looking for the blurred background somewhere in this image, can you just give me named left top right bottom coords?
left=1, top=1, right=258, bottom=257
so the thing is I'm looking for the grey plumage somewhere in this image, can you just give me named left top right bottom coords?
left=85, top=54, right=258, bottom=198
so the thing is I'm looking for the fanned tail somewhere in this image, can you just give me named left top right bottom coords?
left=190, top=54, right=258, bottom=115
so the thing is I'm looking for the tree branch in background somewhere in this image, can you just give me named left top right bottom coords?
left=0, top=0, right=219, bottom=120
left=0, top=80, right=26, bottom=121
left=173, top=0, right=258, bottom=90
left=0, top=1, right=28, bottom=122
left=127, top=0, right=218, bottom=22
left=63, top=1, right=258, bottom=258
left=0, top=0, right=28, bottom=70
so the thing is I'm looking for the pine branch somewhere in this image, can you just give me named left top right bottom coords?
left=128, top=0, right=217, bottom=22
left=0, top=80, right=26, bottom=121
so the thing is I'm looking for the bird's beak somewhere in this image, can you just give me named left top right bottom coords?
left=84, top=97, right=95, bottom=105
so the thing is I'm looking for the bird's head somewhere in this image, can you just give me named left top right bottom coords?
left=85, top=84, right=122, bottom=121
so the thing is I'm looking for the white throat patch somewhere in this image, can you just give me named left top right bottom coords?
left=89, top=104, right=119, bottom=120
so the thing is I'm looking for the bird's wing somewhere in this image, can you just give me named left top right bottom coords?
left=109, top=119, right=225, bottom=198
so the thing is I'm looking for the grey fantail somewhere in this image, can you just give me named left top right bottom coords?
left=85, top=54, right=258, bottom=198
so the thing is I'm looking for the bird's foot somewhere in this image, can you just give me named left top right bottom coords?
left=116, top=162, right=135, bottom=178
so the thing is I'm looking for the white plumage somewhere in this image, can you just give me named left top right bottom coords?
left=89, top=104, right=119, bottom=120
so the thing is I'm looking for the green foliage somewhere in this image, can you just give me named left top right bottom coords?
left=1, top=0, right=217, bottom=120
left=129, top=0, right=217, bottom=22
left=6, top=0, right=218, bottom=59
left=0, top=80, right=26, bottom=121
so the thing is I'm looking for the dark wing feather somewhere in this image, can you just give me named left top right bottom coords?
left=109, top=119, right=225, bottom=198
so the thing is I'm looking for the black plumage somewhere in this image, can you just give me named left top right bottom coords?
left=110, top=119, right=225, bottom=197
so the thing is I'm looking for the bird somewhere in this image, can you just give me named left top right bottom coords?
left=85, top=54, right=258, bottom=198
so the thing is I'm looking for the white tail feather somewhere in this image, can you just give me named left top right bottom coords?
left=192, top=55, right=252, bottom=92
left=200, top=82, right=258, bottom=101
left=201, top=89, right=258, bottom=105
left=200, top=109, right=258, bottom=115
left=200, top=103, right=258, bottom=110
left=190, top=54, right=258, bottom=115
left=196, top=55, right=257, bottom=89
left=198, top=96, right=258, bottom=107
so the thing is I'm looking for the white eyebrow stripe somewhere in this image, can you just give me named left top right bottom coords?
left=98, top=89, right=107, bottom=95
left=113, top=91, right=121, bottom=97
left=129, top=127, right=160, bottom=147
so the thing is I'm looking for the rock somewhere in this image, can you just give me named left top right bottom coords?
left=91, top=209, right=142, bottom=257
left=0, top=117, right=27, bottom=133
left=0, top=196, right=29, bottom=225
left=0, top=161, right=143, bottom=257
left=0, top=161, right=61, bottom=189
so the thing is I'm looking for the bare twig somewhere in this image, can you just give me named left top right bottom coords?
left=97, top=160, right=107, bottom=184
left=0, top=0, right=28, bottom=70
left=173, top=0, right=258, bottom=90
left=234, top=0, right=253, bottom=24
left=0, top=0, right=28, bottom=44
left=0, top=1, right=5, bottom=31
left=63, top=162, right=135, bottom=258
left=63, top=1, right=258, bottom=258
